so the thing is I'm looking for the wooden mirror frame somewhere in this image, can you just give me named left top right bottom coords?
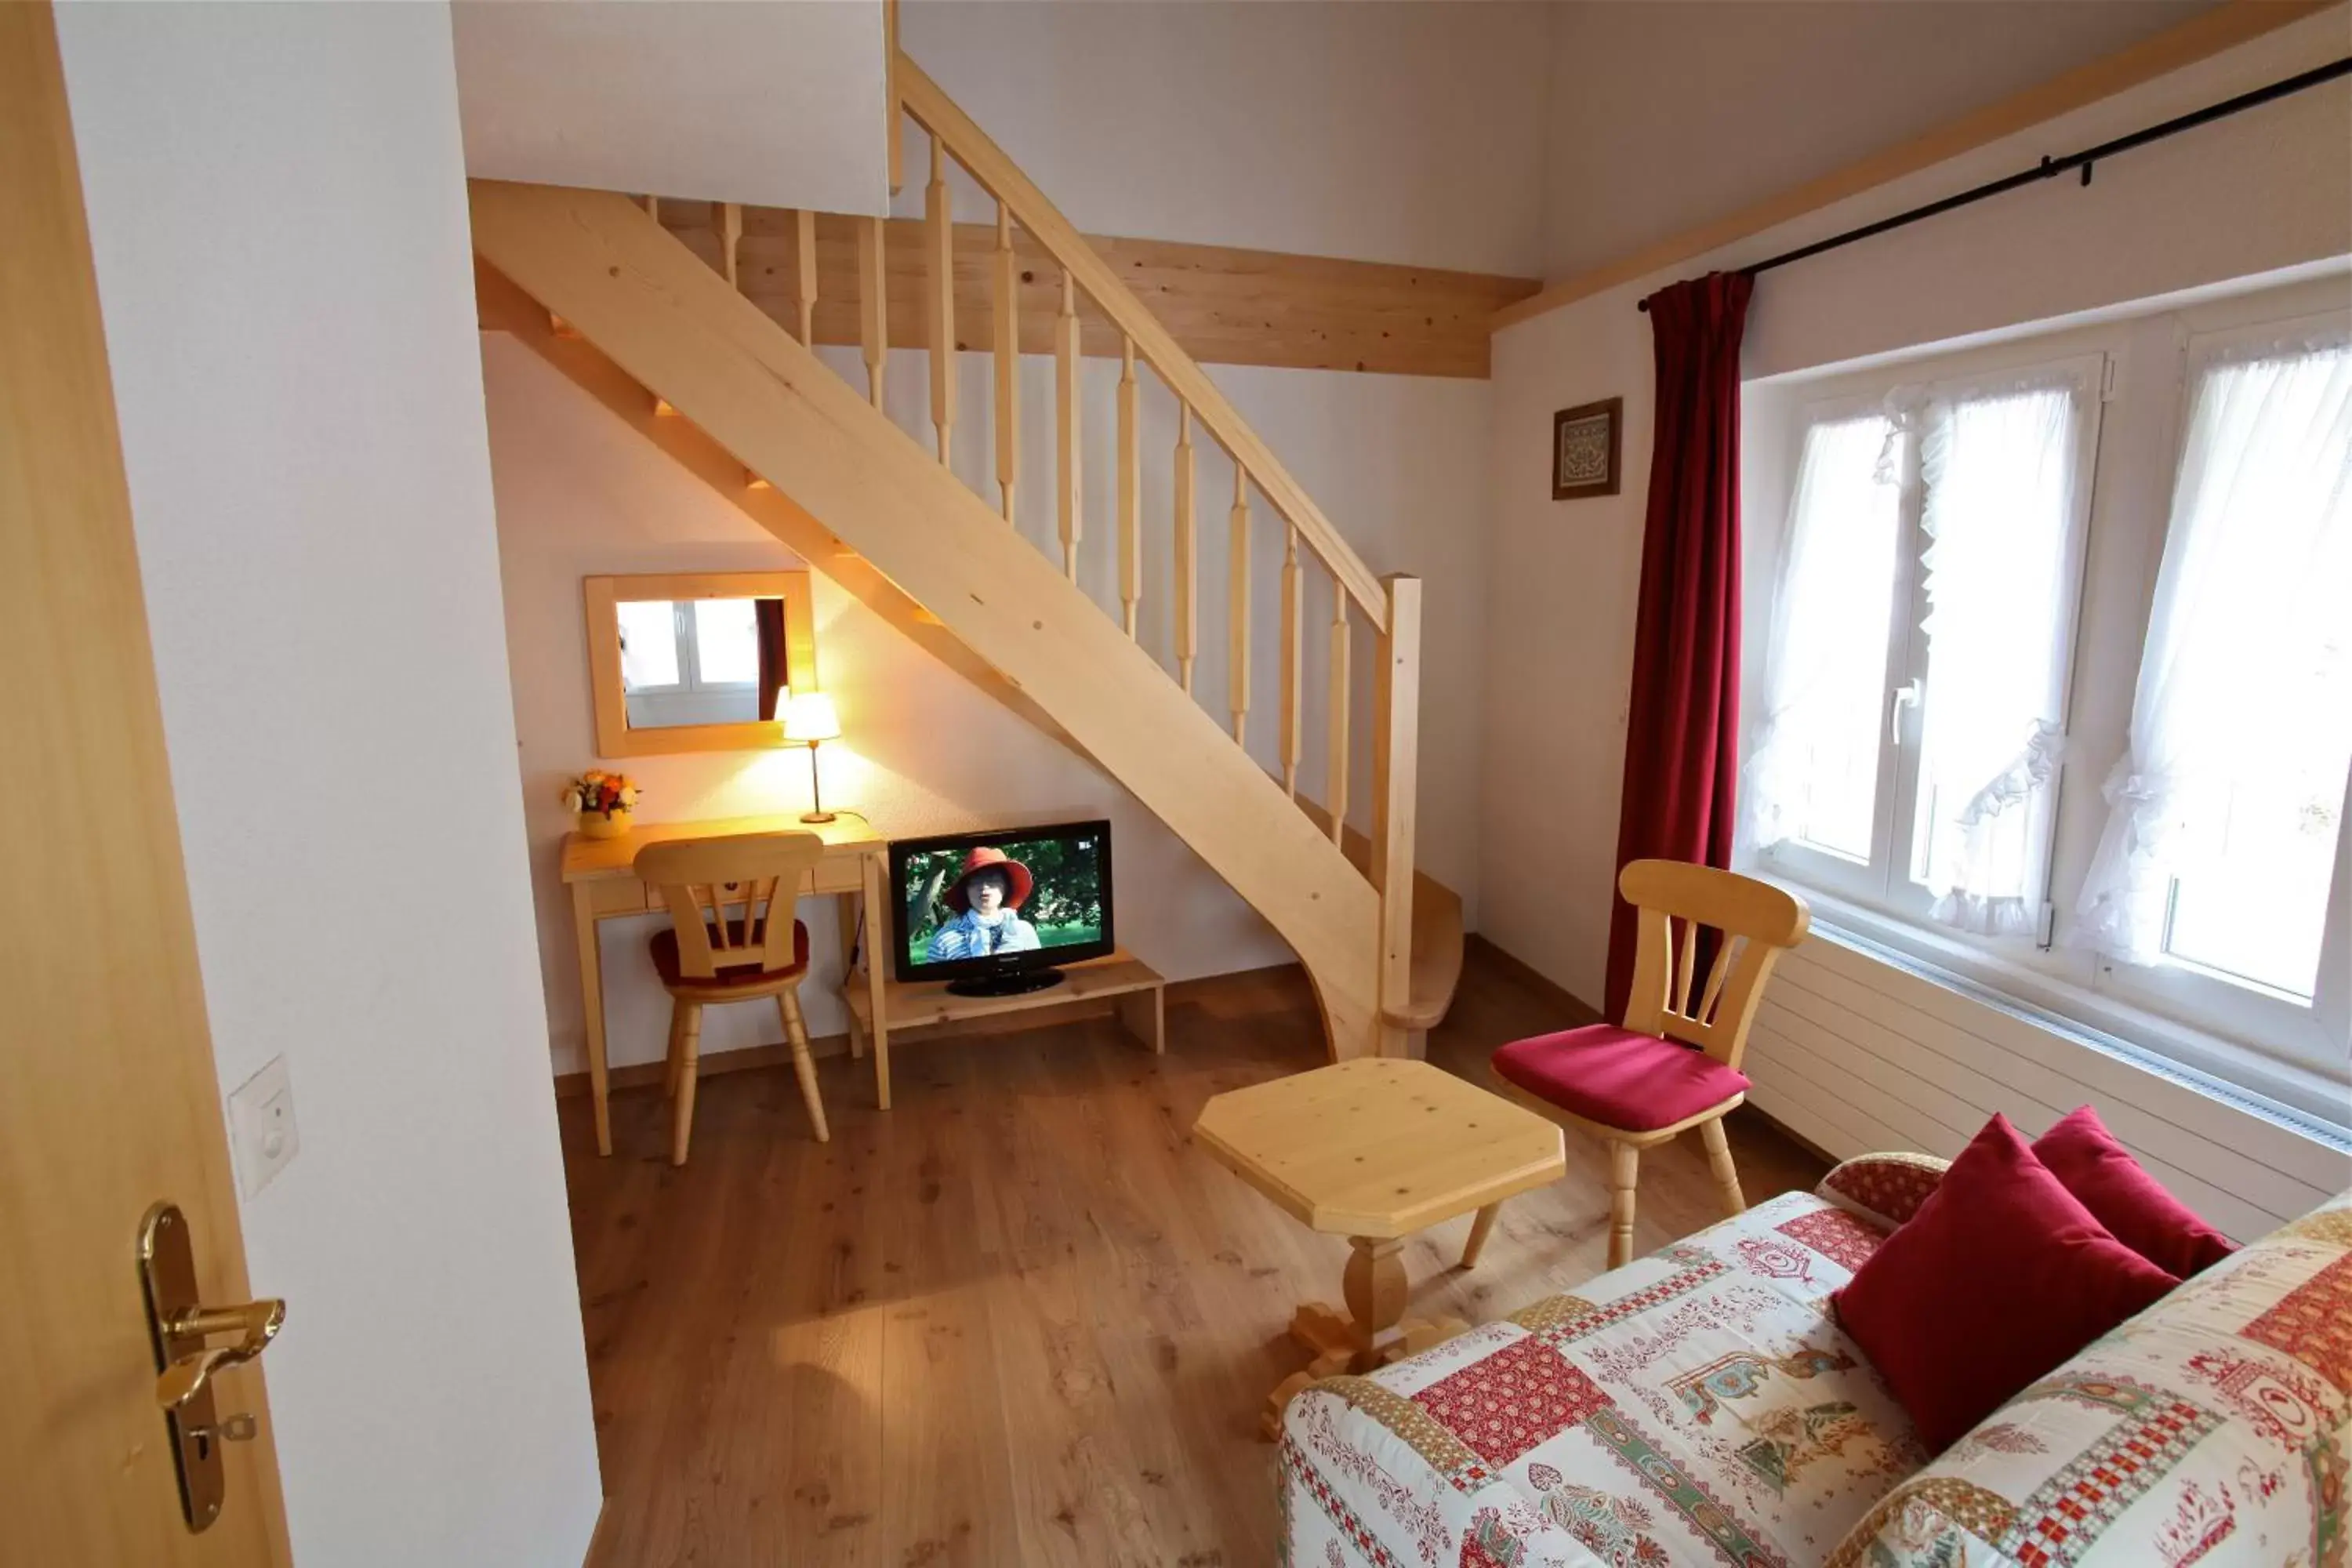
left=584, top=570, right=817, bottom=757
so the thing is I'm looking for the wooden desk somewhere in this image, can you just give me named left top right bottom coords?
left=560, top=811, right=892, bottom=1156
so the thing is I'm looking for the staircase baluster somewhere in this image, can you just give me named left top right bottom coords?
left=1229, top=461, right=1250, bottom=746
left=1280, top=524, right=1301, bottom=797
left=858, top=216, right=887, bottom=408
left=719, top=202, right=742, bottom=290
left=993, top=201, right=1018, bottom=521
left=795, top=209, right=818, bottom=347
left=1174, top=406, right=1196, bottom=695
left=926, top=134, right=954, bottom=466
left=1118, top=336, right=1141, bottom=637
left=1371, top=575, right=1425, bottom=1056
left=885, top=0, right=902, bottom=194
left=1056, top=270, right=1082, bottom=581
left=1327, top=591, right=1350, bottom=845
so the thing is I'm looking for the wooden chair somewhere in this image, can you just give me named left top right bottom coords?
left=634, top=832, right=829, bottom=1166
left=1490, top=860, right=1809, bottom=1269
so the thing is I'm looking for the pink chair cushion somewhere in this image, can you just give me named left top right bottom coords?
left=1492, top=1023, right=1751, bottom=1132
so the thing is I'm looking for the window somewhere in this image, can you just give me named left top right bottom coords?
left=1745, top=412, right=1904, bottom=865
left=1748, top=355, right=2100, bottom=935
left=2077, top=326, right=2352, bottom=1016
left=1744, top=282, right=2351, bottom=1103
left=615, top=597, right=758, bottom=696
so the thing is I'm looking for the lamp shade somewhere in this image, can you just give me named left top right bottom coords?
left=781, top=690, right=841, bottom=743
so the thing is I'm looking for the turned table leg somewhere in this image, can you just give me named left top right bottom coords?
left=1260, top=1233, right=1471, bottom=1439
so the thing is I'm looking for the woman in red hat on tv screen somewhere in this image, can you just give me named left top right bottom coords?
left=924, top=846, right=1043, bottom=961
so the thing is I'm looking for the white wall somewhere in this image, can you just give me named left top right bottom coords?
left=900, top=0, right=1551, bottom=275
left=453, top=0, right=890, bottom=216
left=56, top=6, right=602, bottom=1565
left=487, top=332, right=1491, bottom=1077
left=1541, top=0, right=2216, bottom=279
left=1481, top=6, right=2351, bottom=1013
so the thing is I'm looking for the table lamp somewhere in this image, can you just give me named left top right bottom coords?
left=782, top=691, right=842, bottom=824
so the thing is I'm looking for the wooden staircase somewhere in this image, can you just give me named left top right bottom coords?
left=470, top=51, right=1461, bottom=1060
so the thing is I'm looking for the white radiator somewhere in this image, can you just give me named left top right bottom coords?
left=1744, top=928, right=2350, bottom=1243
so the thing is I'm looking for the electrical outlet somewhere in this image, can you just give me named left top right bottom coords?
left=227, top=1055, right=299, bottom=1198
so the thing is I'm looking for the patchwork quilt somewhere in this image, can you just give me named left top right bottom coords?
left=1279, top=1177, right=2352, bottom=1568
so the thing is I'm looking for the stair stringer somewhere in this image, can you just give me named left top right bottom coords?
left=476, top=260, right=1080, bottom=757
left=470, top=179, right=1384, bottom=1058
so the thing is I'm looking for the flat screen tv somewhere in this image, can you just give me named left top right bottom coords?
left=887, top=818, right=1114, bottom=995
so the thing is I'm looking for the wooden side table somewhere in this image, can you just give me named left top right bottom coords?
left=1192, top=1058, right=1567, bottom=1436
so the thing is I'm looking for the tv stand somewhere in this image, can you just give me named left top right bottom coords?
left=945, top=968, right=1068, bottom=999
left=841, top=950, right=1165, bottom=1109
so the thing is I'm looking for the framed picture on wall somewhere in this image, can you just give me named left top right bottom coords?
left=1552, top=397, right=1622, bottom=500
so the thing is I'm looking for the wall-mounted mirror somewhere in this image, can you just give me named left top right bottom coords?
left=584, top=570, right=815, bottom=757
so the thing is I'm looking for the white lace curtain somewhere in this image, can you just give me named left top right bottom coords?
left=1744, top=414, right=1903, bottom=857
left=1746, top=377, right=2084, bottom=937
left=1914, top=376, right=2084, bottom=935
left=2074, top=334, right=2352, bottom=964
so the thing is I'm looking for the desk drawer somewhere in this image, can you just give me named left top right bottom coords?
left=806, top=858, right=864, bottom=897
left=585, top=879, right=659, bottom=916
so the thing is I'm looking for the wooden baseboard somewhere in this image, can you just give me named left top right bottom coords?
left=550, top=960, right=1316, bottom=1099
left=1463, top=933, right=1607, bottom=1028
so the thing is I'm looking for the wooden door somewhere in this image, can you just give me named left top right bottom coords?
left=0, top=5, right=293, bottom=1560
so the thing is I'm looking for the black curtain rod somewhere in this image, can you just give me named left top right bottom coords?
left=1636, top=56, right=2352, bottom=313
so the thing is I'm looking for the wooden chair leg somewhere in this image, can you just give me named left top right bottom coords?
left=1606, top=1140, right=1640, bottom=1271
left=662, top=1003, right=687, bottom=1100
left=776, top=987, right=829, bottom=1144
left=669, top=1004, right=703, bottom=1167
left=1700, top=1116, right=1745, bottom=1217
left=1461, top=1202, right=1501, bottom=1269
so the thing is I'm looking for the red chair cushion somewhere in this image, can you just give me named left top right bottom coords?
left=1491, top=1023, right=1751, bottom=1132
left=1834, top=1113, right=2180, bottom=1454
left=649, top=916, right=810, bottom=993
left=2033, top=1104, right=2238, bottom=1279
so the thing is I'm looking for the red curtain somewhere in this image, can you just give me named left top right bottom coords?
left=1604, top=271, right=1753, bottom=1022
left=754, top=597, right=788, bottom=720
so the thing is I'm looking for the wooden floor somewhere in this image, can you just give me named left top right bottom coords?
left=561, top=939, right=1828, bottom=1567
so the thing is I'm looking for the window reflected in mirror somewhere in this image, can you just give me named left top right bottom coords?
left=616, top=597, right=784, bottom=730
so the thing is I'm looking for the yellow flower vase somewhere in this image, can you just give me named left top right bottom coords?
left=578, top=808, right=633, bottom=840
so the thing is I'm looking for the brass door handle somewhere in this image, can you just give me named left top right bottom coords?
left=154, top=1297, right=285, bottom=1411
left=140, top=1200, right=285, bottom=1532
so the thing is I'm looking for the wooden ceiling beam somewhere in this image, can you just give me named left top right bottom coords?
left=648, top=202, right=1537, bottom=379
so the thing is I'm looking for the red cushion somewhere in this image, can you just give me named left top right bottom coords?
left=1491, top=1023, right=1750, bottom=1132
left=2034, top=1105, right=2238, bottom=1279
left=1834, top=1113, right=2179, bottom=1453
left=649, top=916, right=810, bottom=993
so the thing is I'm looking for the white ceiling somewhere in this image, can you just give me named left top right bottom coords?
left=452, top=0, right=890, bottom=216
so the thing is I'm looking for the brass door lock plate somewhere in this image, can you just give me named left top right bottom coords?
left=137, top=1202, right=284, bottom=1534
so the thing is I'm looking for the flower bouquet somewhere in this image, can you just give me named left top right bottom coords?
left=561, top=770, right=641, bottom=840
